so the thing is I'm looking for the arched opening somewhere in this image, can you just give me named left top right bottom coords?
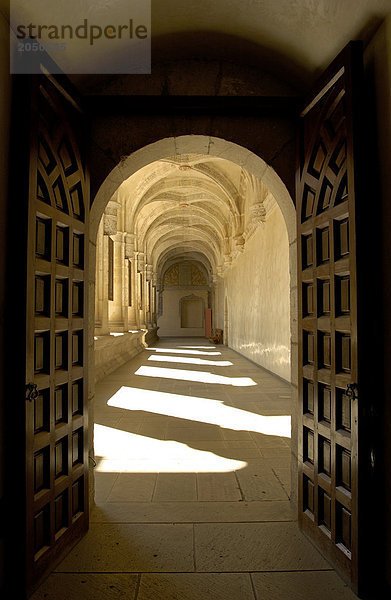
left=159, top=262, right=209, bottom=337
left=88, top=135, right=298, bottom=505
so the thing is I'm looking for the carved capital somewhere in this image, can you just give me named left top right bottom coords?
left=103, top=199, right=121, bottom=236
left=103, top=214, right=117, bottom=236
left=224, top=253, right=232, bottom=267
left=105, top=199, right=121, bottom=216
left=234, top=234, right=245, bottom=252
left=250, top=202, right=267, bottom=225
left=146, top=265, right=153, bottom=281
left=137, top=252, right=145, bottom=272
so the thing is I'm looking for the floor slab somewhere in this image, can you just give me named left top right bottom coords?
left=235, top=462, right=289, bottom=501
left=91, top=500, right=296, bottom=523
left=196, top=472, right=242, bottom=501
left=55, top=523, right=194, bottom=573
left=153, top=473, right=197, bottom=501
left=31, top=574, right=139, bottom=600
left=251, top=571, right=359, bottom=600
left=194, top=522, right=331, bottom=572
left=137, top=573, right=255, bottom=600
left=107, top=473, right=157, bottom=502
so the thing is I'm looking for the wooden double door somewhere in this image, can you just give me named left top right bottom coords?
left=3, top=42, right=382, bottom=598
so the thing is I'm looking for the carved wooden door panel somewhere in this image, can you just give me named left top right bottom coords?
left=297, top=42, right=370, bottom=594
left=25, top=73, right=89, bottom=594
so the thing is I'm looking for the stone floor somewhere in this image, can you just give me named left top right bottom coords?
left=32, top=338, right=358, bottom=599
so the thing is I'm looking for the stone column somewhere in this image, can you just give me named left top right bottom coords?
left=137, top=252, right=146, bottom=328
left=94, top=222, right=106, bottom=333
left=101, top=199, right=120, bottom=333
left=125, top=233, right=138, bottom=329
left=108, top=232, right=126, bottom=331
left=145, top=264, right=153, bottom=328
left=99, top=233, right=110, bottom=335
left=211, top=275, right=219, bottom=331
left=152, top=273, right=158, bottom=326
left=216, top=267, right=225, bottom=331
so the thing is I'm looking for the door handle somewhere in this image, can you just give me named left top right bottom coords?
left=345, top=382, right=358, bottom=400
left=25, top=382, right=39, bottom=402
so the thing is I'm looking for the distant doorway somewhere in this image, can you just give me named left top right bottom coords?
left=180, top=295, right=204, bottom=329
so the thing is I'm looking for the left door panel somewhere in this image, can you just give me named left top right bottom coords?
left=23, top=73, right=90, bottom=595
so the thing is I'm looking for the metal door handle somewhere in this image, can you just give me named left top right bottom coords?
left=26, top=382, right=39, bottom=402
left=345, top=382, right=358, bottom=400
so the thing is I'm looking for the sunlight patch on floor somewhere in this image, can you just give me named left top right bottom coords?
left=94, top=423, right=247, bottom=473
left=107, top=386, right=291, bottom=437
left=177, top=345, right=216, bottom=349
left=135, top=365, right=257, bottom=386
left=148, top=347, right=221, bottom=356
left=148, top=354, right=233, bottom=367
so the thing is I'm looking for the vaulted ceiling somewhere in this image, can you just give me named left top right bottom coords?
left=6, top=1, right=391, bottom=89
left=112, top=154, right=276, bottom=282
left=151, top=0, right=391, bottom=78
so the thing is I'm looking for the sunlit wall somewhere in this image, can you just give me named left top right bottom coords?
left=218, top=204, right=290, bottom=381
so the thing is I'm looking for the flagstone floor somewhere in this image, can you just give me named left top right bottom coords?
left=32, top=338, right=358, bottom=600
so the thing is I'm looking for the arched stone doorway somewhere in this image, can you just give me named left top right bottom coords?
left=89, top=134, right=298, bottom=501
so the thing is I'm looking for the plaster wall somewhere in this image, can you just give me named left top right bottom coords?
left=158, top=289, right=208, bottom=337
left=220, top=205, right=290, bottom=381
left=87, top=60, right=297, bottom=206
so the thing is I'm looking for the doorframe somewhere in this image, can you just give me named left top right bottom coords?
left=3, top=72, right=33, bottom=598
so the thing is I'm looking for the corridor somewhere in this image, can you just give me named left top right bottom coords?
left=32, top=339, right=358, bottom=600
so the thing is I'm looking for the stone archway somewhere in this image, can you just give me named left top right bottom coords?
left=88, top=134, right=298, bottom=502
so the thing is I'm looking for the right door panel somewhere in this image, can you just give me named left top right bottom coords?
left=297, top=42, right=366, bottom=593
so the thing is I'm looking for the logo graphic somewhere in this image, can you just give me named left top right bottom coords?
left=10, top=1, right=151, bottom=74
